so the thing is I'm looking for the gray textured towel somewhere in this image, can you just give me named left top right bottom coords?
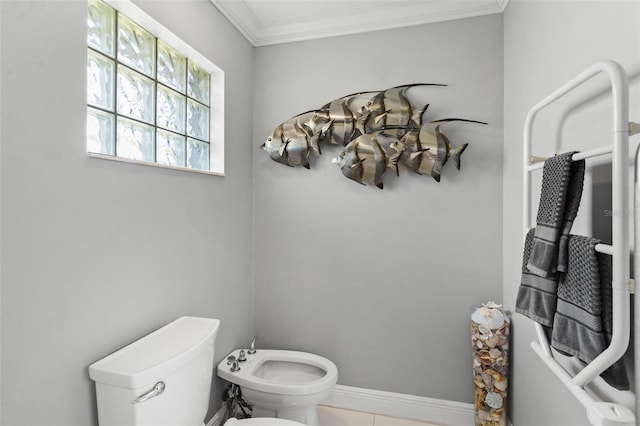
left=551, top=235, right=629, bottom=390
left=527, top=152, right=585, bottom=277
left=516, top=229, right=559, bottom=329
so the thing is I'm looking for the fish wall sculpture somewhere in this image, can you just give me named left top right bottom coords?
left=331, top=131, right=401, bottom=190
left=261, top=84, right=487, bottom=189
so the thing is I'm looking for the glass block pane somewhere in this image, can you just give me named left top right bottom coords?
left=87, top=107, right=115, bottom=155
left=117, top=118, right=154, bottom=162
left=118, top=13, right=155, bottom=77
left=157, top=85, right=186, bottom=134
left=87, top=50, right=114, bottom=110
left=187, top=62, right=210, bottom=105
left=187, top=99, right=209, bottom=141
left=158, top=41, right=186, bottom=93
left=88, top=0, right=115, bottom=57
left=117, top=65, right=155, bottom=124
left=157, top=130, right=186, bottom=167
left=187, top=138, right=210, bottom=170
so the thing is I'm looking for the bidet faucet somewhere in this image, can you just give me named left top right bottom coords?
left=248, top=336, right=257, bottom=354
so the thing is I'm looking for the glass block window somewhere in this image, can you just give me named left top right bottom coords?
left=87, top=0, right=221, bottom=173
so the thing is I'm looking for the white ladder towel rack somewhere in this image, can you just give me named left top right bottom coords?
left=522, top=60, right=636, bottom=426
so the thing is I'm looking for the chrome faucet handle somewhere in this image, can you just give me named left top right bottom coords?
left=248, top=336, right=257, bottom=354
left=230, top=360, right=241, bottom=372
left=227, top=355, right=236, bottom=365
left=238, top=349, right=247, bottom=362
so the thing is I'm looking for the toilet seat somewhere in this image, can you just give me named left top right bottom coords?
left=223, top=417, right=306, bottom=426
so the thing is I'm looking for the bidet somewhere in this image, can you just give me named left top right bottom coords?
left=217, top=349, right=338, bottom=426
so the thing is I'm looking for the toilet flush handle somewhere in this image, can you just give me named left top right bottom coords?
left=131, top=381, right=165, bottom=404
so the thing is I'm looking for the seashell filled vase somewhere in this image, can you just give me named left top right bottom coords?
left=471, top=301, right=510, bottom=426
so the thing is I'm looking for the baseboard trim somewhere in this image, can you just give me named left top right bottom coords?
left=321, top=384, right=475, bottom=425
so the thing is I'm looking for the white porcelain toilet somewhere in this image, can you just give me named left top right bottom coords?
left=88, top=317, right=305, bottom=426
left=217, top=348, right=338, bottom=426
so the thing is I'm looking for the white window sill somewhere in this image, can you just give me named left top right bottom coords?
left=88, top=152, right=224, bottom=177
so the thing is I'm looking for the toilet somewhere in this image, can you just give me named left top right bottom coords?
left=88, top=317, right=305, bottom=426
left=217, top=349, right=338, bottom=426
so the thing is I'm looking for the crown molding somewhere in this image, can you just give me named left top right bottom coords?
left=210, top=0, right=260, bottom=46
left=211, top=0, right=510, bottom=47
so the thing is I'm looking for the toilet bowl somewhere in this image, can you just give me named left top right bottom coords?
left=218, top=349, right=338, bottom=426
left=224, top=418, right=306, bottom=426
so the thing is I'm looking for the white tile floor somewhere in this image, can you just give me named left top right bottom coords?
left=317, top=406, right=441, bottom=426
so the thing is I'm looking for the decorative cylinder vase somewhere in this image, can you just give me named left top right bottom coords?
left=471, top=302, right=510, bottom=426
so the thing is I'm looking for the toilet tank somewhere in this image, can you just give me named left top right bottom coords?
left=89, top=317, right=220, bottom=426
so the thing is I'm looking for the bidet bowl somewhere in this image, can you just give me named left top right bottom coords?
left=217, top=349, right=338, bottom=396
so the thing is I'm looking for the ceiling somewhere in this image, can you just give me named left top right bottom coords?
left=210, top=0, right=510, bottom=47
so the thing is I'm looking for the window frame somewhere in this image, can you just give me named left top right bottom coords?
left=87, top=0, right=225, bottom=176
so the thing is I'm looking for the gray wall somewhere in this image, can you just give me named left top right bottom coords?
left=503, top=1, right=640, bottom=425
left=0, top=1, right=254, bottom=425
left=252, top=15, right=504, bottom=403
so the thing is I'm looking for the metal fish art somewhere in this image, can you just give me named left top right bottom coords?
left=261, top=123, right=291, bottom=167
left=307, top=98, right=358, bottom=147
left=305, top=91, right=382, bottom=147
left=356, top=84, right=445, bottom=137
left=261, top=84, right=487, bottom=189
left=331, top=131, right=401, bottom=189
left=391, top=119, right=486, bottom=182
left=261, top=112, right=320, bottom=169
left=280, top=120, right=314, bottom=169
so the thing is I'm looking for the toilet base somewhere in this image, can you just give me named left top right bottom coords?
left=252, top=406, right=319, bottom=426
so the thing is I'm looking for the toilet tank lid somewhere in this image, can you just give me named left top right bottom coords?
left=89, top=317, right=220, bottom=389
